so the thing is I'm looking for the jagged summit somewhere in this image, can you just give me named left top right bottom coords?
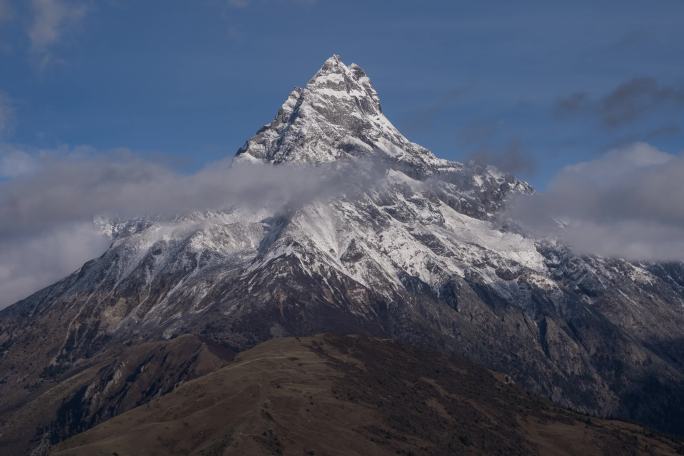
left=307, top=54, right=382, bottom=113
left=235, top=55, right=445, bottom=169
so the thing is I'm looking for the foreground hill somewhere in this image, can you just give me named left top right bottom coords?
left=53, top=335, right=682, bottom=456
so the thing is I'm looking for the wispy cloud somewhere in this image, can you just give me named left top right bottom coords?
left=506, top=142, right=684, bottom=261
left=227, top=0, right=318, bottom=8
left=466, top=138, right=537, bottom=176
left=554, top=77, right=684, bottom=129
left=0, top=221, right=109, bottom=309
left=29, top=0, right=87, bottom=67
left=0, top=148, right=383, bottom=238
left=228, top=0, right=250, bottom=7
left=0, top=91, right=14, bottom=137
left=457, top=120, right=537, bottom=176
left=0, top=0, right=13, bottom=23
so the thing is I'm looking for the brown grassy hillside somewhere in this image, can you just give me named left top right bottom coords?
left=52, top=335, right=683, bottom=456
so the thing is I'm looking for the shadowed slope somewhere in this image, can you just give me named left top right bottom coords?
left=0, top=335, right=233, bottom=455
left=54, top=335, right=682, bottom=456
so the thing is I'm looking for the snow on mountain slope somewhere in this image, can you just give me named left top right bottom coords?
left=2, top=56, right=684, bottom=447
left=236, top=54, right=449, bottom=170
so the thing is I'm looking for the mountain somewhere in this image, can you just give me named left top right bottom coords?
left=1, top=55, right=684, bottom=453
left=53, top=335, right=683, bottom=456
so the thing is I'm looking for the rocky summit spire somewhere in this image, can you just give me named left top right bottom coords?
left=235, top=55, right=442, bottom=168
left=306, top=54, right=382, bottom=116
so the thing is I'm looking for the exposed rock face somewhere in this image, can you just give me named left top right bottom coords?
left=0, top=335, right=232, bottom=455
left=236, top=54, right=433, bottom=168
left=1, top=56, right=684, bottom=453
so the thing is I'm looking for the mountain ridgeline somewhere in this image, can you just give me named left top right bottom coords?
left=1, top=55, right=684, bottom=454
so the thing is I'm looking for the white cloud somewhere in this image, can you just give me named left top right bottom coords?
left=0, top=145, right=385, bottom=307
left=29, top=0, right=86, bottom=66
left=0, top=145, right=38, bottom=178
left=506, top=142, right=684, bottom=261
left=0, top=222, right=109, bottom=309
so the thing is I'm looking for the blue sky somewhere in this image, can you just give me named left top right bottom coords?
left=1, top=0, right=683, bottom=187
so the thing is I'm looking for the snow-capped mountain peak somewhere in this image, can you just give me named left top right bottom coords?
left=235, top=55, right=444, bottom=169
left=6, top=56, right=684, bottom=448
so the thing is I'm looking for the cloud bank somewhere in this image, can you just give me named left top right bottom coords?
left=0, top=222, right=109, bottom=309
left=2, top=140, right=682, bottom=308
left=0, top=146, right=384, bottom=308
left=506, top=142, right=684, bottom=261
